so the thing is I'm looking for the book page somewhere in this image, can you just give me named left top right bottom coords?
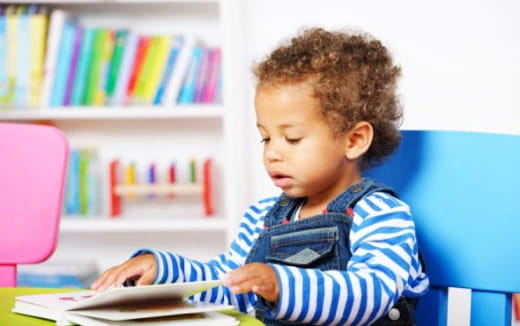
left=66, top=311, right=239, bottom=326
left=72, top=300, right=233, bottom=321
left=15, top=280, right=222, bottom=312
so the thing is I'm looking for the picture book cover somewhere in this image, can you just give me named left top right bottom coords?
left=12, top=280, right=236, bottom=325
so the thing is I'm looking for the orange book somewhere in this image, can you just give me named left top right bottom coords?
left=125, top=35, right=150, bottom=103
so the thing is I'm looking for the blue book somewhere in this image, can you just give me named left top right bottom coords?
left=70, top=27, right=94, bottom=106
left=14, top=5, right=29, bottom=108
left=50, top=21, right=76, bottom=107
left=64, top=149, right=80, bottom=215
left=153, top=35, right=182, bottom=105
left=177, top=46, right=202, bottom=104
left=0, top=7, right=8, bottom=103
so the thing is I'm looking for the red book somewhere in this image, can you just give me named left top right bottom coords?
left=126, top=35, right=151, bottom=103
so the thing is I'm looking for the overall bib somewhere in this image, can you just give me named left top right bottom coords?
left=245, top=178, right=416, bottom=326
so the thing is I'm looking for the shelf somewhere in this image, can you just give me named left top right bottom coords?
left=0, top=105, right=223, bottom=121
left=60, top=216, right=228, bottom=233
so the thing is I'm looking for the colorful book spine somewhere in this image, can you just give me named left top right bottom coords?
left=27, top=6, right=48, bottom=107
left=153, top=35, right=182, bottom=105
left=0, top=6, right=9, bottom=104
left=70, top=27, right=94, bottom=106
left=64, top=149, right=80, bottom=215
left=86, top=151, right=98, bottom=216
left=202, top=47, right=221, bottom=103
left=50, top=21, right=76, bottom=107
left=125, top=35, right=150, bottom=104
left=78, top=150, right=89, bottom=215
left=15, top=5, right=30, bottom=108
left=161, top=36, right=194, bottom=106
left=40, top=9, right=67, bottom=106
left=105, top=30, right=128, bottom=104
left=141, top=35, right=172, bottom=105
left=5, top=5, right=19, bottom=105
left=83, top=28, right=106, bottom=105
left=40, top=9, right=67, bottom=107
left=177, top=46, right=203, bottom=104
left=193, top=47, right=210, bottom=103
left=111, top=32, right=138, bottom=106
left=93, top=29, right=114, bottom=106
left=63, top=26, right=82, bottom=106
left=132, top=35, right=160, bottom=105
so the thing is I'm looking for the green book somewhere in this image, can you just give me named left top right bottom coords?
left=105, top=30, right=128, bottom=101
left=78, top=150, right=89, bottom=216
left=83, top=29, right=106, bottom=105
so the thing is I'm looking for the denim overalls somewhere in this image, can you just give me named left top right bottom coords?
left=245, top=178, right=416, bottom=326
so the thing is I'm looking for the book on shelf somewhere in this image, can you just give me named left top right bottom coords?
left=64, top=148, right=99, bottom=216
left=14, top=5, right=30, bottom=108
left=40, top=8, right=69, bottom=108
left=17, top=259, right=99, bottom=289
left=0, top=6, right=223, bottom=110
left=0, top=6, right=9, bottom=104
left=50, top=20, right=76, bottom=107
left=161, top=36, right=195, bottom=106
left=177, top=46, right=203, bottom=104
left=27, top=5, right=48, bottom=107
left=5, top=5, right=19, bottom=105
left=12, top=280, right=238, bottom=326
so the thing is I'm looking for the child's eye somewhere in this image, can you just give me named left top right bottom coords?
left=260, top=138, right=270, bottom=143
left=285, top=137, right=301, bottom=144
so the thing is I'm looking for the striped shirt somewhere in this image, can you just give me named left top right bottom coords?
left=133, top=193, right=429, bottom=325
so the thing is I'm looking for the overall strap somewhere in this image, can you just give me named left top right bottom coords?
left=263, top=193, right=304, bottom=228
left=326, top=177, right=397, bottom=214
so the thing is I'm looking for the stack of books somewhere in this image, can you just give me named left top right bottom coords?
left=12, top=280, right=239, bottom=325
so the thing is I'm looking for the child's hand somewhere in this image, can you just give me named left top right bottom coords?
left=90, top=254, right=156, bottom=292
left=222, top=263, right=279, bottom=303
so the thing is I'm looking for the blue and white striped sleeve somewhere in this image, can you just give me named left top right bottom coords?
left=130, top=197, right=278, bottom=314
left=266, top=192, right=429, bottom=325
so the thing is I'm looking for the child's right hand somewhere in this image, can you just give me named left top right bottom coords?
left=90, top=253, right=157, bottom=292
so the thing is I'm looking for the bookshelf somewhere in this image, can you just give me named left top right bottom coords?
left=0, top=0, right=249, bottom=273
left=0, top=106, right=224, bottom=119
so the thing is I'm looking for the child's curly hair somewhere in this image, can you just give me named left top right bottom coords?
left=253, top=28, right=403, bottom=170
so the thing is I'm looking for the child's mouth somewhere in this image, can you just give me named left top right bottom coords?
left=271, top=174, right=292, bottom=188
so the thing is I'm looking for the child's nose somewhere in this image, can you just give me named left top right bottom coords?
left=264, top=144, right=282, bottom=162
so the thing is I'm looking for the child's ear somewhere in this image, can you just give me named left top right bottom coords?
left=344, top=121, right=373, bottom=160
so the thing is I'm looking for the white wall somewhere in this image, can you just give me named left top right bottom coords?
left=241, top=0, right=520, bottom=202
left=239, top=1, right=520, bottom=324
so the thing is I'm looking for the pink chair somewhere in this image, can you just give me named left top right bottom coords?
left=0, top=122, right=69, bottom=287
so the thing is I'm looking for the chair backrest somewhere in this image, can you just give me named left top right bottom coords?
left=366, top=130, right=520, bottom=326
left=0, top=122, right=69, bottom=287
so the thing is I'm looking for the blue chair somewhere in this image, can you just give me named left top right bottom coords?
left=366, top=130, right=520, bottom=326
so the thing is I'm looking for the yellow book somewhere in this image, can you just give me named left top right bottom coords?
left=132, top=35, right=161, bottom=104
left=93, top=29, right=114, bottom=106
left=5, top=5, right=19, bottom=104
left=28, top=7, right=48, bottom=107
left=142, top=35, right=172, bottom=104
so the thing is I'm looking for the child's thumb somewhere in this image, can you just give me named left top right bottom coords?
left=136, top=270, right=155, bottom=286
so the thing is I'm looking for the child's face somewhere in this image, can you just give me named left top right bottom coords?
left=255, top=82, right=359, bottom=204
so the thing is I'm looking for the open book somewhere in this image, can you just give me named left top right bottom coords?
left=12, top=280, right=238, bottom=325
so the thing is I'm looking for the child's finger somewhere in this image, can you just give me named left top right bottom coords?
left=137, top=270, right=155, bottom=286
left=252, top=284, right=278, bottom=302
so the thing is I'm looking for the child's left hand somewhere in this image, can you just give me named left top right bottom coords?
left=222, top=263, right=279, bottom=303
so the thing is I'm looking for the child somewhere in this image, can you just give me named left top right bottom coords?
left=92, top=28, right=429, bottom=325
